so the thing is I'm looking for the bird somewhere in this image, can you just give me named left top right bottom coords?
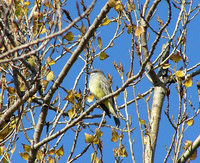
left=89, top=69, right=120, bottom=127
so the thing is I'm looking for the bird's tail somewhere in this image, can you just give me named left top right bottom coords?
left=113, top=116, right=120, bottom=128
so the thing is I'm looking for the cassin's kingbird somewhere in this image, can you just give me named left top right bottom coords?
left=89, top=69, right=120, bottom=127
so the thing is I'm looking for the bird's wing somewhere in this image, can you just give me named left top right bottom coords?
left=99, top=76, right=115, bottom=109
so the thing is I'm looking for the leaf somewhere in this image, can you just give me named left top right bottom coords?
left=156, top=15, right=163, bottom=26
left=114, top=1, right=123, bottom=12
left=48, top=149, right=56, bottom=155
left=91, top=153, right=100, bottom=163
left=127, top=24, right=132, bottom=34
left=175, top=70, right=185, bottom=78
left=182, top=140, right=193, bottom=150
left=178, top=36, right=186, bottom=45
left=146, top=91, right=152, bottom=102
left=19, top=152, right=29, bottom=161
left=138, top=93, right=143, bottom=99
left=92, top=138, right=100, bottom=144
left=111, top=128, right=119, bottom=142
left=95, top=128, right=103, bottom=138
left=40, top=80, right=49, bottom=92
left=67, top=108, right=77, bottom=118
left=41, top=26, right=48, bottom=34
left=99, top=51, right=109, bottom=60
left=184, top=77, right=193, bottom=88
left=47, top=156, right=54, bottom=163
left=139, top=119, right=146, bottom=124
left=8, top=87, right=16, bottom=94
left=46, top=71, right=55, bottom=81
left=63, top=31, right=74, bottom=41
left=135, top=26, right=145, bottom=36
left=0, top=146, right=3, bottom=156
left=87, top=94, right=94, bottom=103
left=80, top=23, right=87, bottom=35
left=24, top=2, right=31, bottom=6
left=22, top=144, right=31, bottom=153
left=127, top=3, right=133, bottom=12
left=64, top=90, right=75, bottom=104
left=46, top=57, right=56, bottom=65
left=186, top=119, right=194, bottom=126
left=170, top=52, right=182, bottom=63
left=28, top=56, right=36, bottom=67
left=97, top=37, right=102, bottom=50
left=162, top=63, right=170, bottom=69
left=108, top=0, right=116, bottom=8
left=119, top=145, right=128, bottom=157
left=55, top=146, right=64, bottom=157
left=11, top=143, right=16, bottom=154
left=85, top=133, right=94, bottom=143
left=102, top=17, right=110, bottom=26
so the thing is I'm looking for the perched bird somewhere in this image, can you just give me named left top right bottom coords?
left=89, top=69, right=120, bottom=127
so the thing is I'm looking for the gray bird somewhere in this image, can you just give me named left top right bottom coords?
left=89, top=69, right=120, bottom=127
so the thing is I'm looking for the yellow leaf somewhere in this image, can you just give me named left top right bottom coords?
left=85, top=133, right=94, bottom=143
left=135, top=26, right=145, bottom=36
left=184, top=77, right=193, bottom=88
left=47, top=57, right=56, bottom=65
left=114, top=1, right=123, bottom=12
left=41, top=26, right=48, bottom=34
left=186, top=119, right=194, bottom=126
left=8, top=87, right=15, bottom=94
left=146, top=91, right=152, bottom=102
left=48, top=149, right=56, bottom=155
left=97, top=37, right=102, bottom=50
left=28, top=56, right=36, bottom=67
left=63, top=31, right=74, bottom=41
left=87, top=94, right=94, bottom=103
left=19, top=152, right=29, bottom=161
left=119, top=145, right=128, bottom=157
left=127, top=3, right=135, bottom=12
left=139, top=119, right=146, bottom=124
left=138, top=93, right=143, bottom=99
left=111, top=128, right=119, bottom=142
left=170, top=52, right=182, bottom=63
left=102, top=17, right=110, bottom=26
left=91, top=152, right=96, bottom=163
left=11, top=143, right=16, bottom=154
left=93, top=138, right=100, bottom=144
left=41, top=80, right=49, bottom=92
left=182, top=140, right=193, bottom=150
left=162, top=63, right=170, bottom=69
left=178, top=36, right=186, bottom=45
left=99, top=51, right=109, bottom=60
left=0, top=146, right=3, bottom=155
left=47, top=156, right=54, bottom=163
left=67, top=108, right=77, bottom=118
left=127, top=24, right=132, bottom=34
left=55, top=146, right=64, bottom=157
left=22, top=144, right=31, bottom=153
left=24, top=2, right=31, bottom=6
left=19, top=83, right=25, bottom=91
left=95, top=128, right=103, bottom=138
left=46, top=71, right=55, bottom=81
left=108, top=0, right=116, bottom=8
left=64, top=90, right=75, bottom=104
left=175, top=70, right=185, bottom=78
